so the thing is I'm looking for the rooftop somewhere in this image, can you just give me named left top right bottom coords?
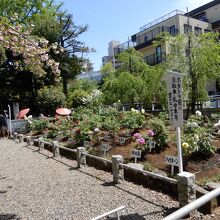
left=140, top=10, right=185, bottom=32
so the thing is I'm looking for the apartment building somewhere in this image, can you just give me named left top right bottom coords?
left=102, top=40, right=120, bottom=68
left=113, top=0, right=220, bottom=94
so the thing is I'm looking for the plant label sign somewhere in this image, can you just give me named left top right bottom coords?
left=147, top=141, right=156, bottom=152
left=101, top=143, right=111, bottom=157
left=104, top=135, right=112, bottom=142
left=165, top=155, right=179, bottom=175
left=118, top=137, right=126, bottom=145
left=166, top=71, right=183, bottom=127
left=131, top=149, right=142, bottom=163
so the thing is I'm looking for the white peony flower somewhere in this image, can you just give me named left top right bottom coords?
left=195, top=110, right=202, bottom=116
left=94, top=128, right=99, bottom=132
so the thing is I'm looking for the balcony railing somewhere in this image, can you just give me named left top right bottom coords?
left=113, top=40, right=136, bottom=56
left=134, top=26, right=178, bottom=48
left=140, top=10, right=185, bottom=32
left=144, top=52, right=166, bottom=66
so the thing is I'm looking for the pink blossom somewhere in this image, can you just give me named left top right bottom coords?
left=147, top=129, right=155, bottom=137
left=133, top=133, right=141, bottom=139
left=137, top=138, right=145, bottom=145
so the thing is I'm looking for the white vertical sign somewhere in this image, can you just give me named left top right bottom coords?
left=131, top=149, right=142, bottom=163
left=166, top=71, right=184, bottom=173
left=166, top=71, right=183, bottom=127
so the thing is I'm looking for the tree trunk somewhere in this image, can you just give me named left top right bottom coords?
left=62, top=74, right=68, bottom=97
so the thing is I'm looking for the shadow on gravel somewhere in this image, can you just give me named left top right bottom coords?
left=0, top=214, right=21, bottom=220
left=107, top=213, right=145, bottom=220
left=23, top=145, right=177, bottom=212
left=162, top=207, right=178, bottom=217
left=101, top=181, right=169, bottom=209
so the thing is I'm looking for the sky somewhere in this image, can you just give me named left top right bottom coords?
left=58, top=0, right=213, bottom=71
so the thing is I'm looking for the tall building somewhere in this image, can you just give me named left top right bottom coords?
left=102, top=40, right=120, bottom=68
left=113, top=0, right=220, bottom=94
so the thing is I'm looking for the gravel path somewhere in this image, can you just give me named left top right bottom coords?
left=0, top=139, right=215, bottom=220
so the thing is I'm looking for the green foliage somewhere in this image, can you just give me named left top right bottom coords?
left=67, top=89, right=88, bottom=108
left=30, top=118, right=49, bottom=133
left=102, top=71, right=144, bottom=104
left=182, top=115, right=216, bottom=158
left=67, top=79, right=101, bottom=108
left=101, top=48, right=166, bottom=108
left=147, top=118, right=169, bottom=150
left=156, top=32, right=220, bottom=112
left=120, top=111, right=145, bottom=130
left=37, top=86, right=66, bottom=115
left=143, top=162, right=155, bottom=172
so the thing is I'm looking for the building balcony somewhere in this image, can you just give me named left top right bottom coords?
left=113, top=40, right=136, bottom=56
left=132, top=26, right=178, bottom=50
left=144, top=52, right=166, bottom=66
left=139, top=10, right=185, bottom=32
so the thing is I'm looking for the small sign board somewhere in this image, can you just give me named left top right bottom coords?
left=165, top=155, right=179, bottom=175
left=131, top=149, right=142, bottom=163
left=147, top=141, right=156, bottom=152
left=118, top=137, right=126, bottom=145
left=165, top=155, right=179, bottom=166
left=104, top=135, right=112, bottom=142
left=166, top=71, right=183, bottom=127
left=101, top=143, right=111, bottom=157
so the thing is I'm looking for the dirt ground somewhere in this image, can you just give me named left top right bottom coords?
left=109, top=135, right=220, bottom=182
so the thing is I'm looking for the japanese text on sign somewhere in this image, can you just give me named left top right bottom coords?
left=101, top=143, right=111, bottom=152
left=166, top=72, right=183, bottom=127
left=165, top=155, right=179, bottom=166
left=131, top=149, right=142, bottom=159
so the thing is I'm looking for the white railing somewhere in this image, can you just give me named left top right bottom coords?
left=7, top=119, right=28, bottom=133
left=163, top=187, right=220, bottom=220
left=91, top=206, right=125, bottom=220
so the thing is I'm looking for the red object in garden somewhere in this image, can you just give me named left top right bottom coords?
left=17, top=108, right=30, bottom=119
left=56, top=108, right=71, bottom=116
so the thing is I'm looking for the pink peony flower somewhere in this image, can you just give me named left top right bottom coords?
left=147, top=129, right=155, bottom=137
left=133, top=133, right=141, bottom=139
left=137, top=138, right=145, bottom=145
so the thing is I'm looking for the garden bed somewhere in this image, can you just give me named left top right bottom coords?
left=109, top=135, right=220, bottom=183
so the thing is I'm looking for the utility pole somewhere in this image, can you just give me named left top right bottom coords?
left=187, top=7, right=197, bottom=114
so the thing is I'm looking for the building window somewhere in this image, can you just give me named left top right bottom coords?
left=156, top=45, right=162, bottom=63
left=194, top=26, right=202, bottom=35
left=170, top=25, right=176, bottom=36
left=194, top=12, right=208, bottom=22
left=184, top=24, right=192, bottom=34
left=144, top=35, right=148, bottom=43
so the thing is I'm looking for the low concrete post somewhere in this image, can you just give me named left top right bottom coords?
left=77, top=147, right=86, bottom=168
left=52, top=141, right=60, bottom=157
left=112, top=155, right=123, bottom=184
left=26, top=136, right=32, bottom=146
left=13, top=132, right=18, bottom=141
left=18, top=134, right=24, bottom=143
left=177, top=172, right=196, bottom=208
left=38, top=138, right=44, bottom=151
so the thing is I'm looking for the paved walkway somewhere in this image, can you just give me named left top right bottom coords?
left=0, top=139, right=211, bottom=219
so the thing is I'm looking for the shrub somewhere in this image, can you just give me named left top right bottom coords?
left=182, top=119, right=216, bottom=159
left=120, top=110, right=145, bottom=131
left=37, top=86, right=66, bottom=116
left=147, top=118, right=169, bottom=150
left=30, top=118, right=49, bottom=133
